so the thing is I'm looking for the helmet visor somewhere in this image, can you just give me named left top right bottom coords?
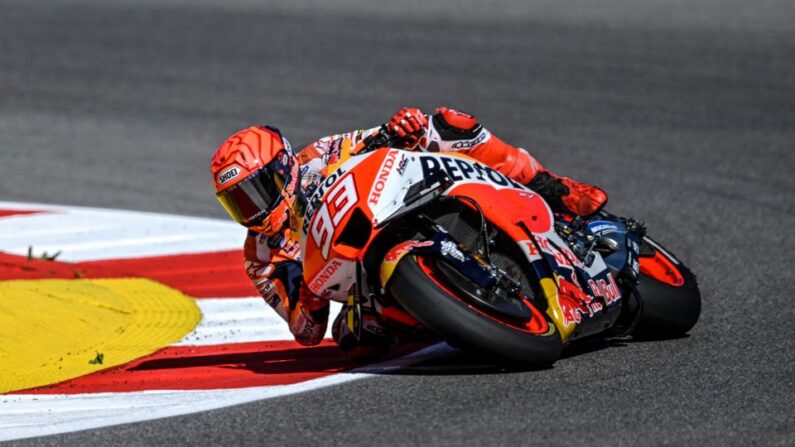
left=216, top=152, right=292, bottom=226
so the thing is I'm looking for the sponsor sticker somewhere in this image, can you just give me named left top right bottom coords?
left=440, top=240, right=466, bottom=262
left=308, top=259, right=344, bottom=293
left=450, top=132, right=487, bottom=149
left=217, top=167, right=241, bottom=185
left=368, top=150, right=400, bottom=207
left=587, top=274, right=622, bottom=305
left=383, top=240, right=434, bottom=263
left=587, top=221, right=619, bottom=235
left=418, top=155, right=524, bottom=189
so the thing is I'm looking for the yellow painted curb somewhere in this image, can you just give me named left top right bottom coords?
left=0, top=278, right=201, bottom=394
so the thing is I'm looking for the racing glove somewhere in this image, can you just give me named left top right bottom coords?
left=288, top=283, right=330, bottom=346
left=528, top=171, right=608, bottom=217
left=387, top=107, right=428, bottom=148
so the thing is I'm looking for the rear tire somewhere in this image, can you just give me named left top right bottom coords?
left=388, top=255, right=562, bottom=366
left=633, top=237, right=701, bottom=338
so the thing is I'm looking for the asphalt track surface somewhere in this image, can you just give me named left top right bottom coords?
left=2, top=0, right=794, bottom=445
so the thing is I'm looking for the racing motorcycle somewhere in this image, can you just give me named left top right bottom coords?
left=300, top=130, right=701, bottom=366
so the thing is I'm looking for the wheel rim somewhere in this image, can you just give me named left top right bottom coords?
left=415, top=256, right=552, bottom=335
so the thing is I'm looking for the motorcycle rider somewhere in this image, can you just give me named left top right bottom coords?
left=210, top=107, right=607, bottom=356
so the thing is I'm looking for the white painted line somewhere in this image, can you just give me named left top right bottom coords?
left=177, top=298, right=343, bottom=346
left=0, top=343, right=451, bottom=442
left=0, top=224, right=115, bottom=241
left=16, top=232, right=236, bottom=255
left=0, top=201, right=245, bottom=261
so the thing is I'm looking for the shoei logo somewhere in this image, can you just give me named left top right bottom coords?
left=218, top=167, right=241, bottom=185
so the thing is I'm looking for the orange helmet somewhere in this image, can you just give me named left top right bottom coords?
left=210, top=125, right=299, bottom=234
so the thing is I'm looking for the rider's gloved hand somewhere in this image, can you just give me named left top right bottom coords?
left=289, top=284, right=330, bottom=346
left=528, top=171, right=608, bottom=217
left=387, top=107, right=428, bottom=148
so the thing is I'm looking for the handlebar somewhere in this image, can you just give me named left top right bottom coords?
left=356, top=125, right=411, bottom=155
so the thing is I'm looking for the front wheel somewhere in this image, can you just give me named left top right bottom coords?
left=388, top=254, right=562, bottom=366
left=633, top=236, right=701, bottom=338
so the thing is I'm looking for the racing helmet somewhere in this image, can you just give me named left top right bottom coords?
left=210, top=125, right=299, bottom=234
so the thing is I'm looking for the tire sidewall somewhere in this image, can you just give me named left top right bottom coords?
left=388, top=255, right=562, bottom=366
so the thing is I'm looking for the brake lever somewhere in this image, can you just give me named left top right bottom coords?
left=356, top=124, right=411, bottom=155
left=356, top=125, right=390, bottom=155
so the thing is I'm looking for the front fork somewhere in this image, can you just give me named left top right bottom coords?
left=346, top=260, right=368, bottom=341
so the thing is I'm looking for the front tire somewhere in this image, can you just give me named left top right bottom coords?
left=388, top=255, right=562, bottom=366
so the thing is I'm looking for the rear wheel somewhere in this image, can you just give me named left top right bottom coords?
left=388, top=254, right=562, bottom=366
left=633, top=236, right=701, bottom=338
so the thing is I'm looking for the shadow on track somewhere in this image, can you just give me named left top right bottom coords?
left=357, top=333, right=691, bottom=377
left=121, top=331, right=692, bottom=382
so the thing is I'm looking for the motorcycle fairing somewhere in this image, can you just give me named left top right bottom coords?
left=300, top=148, right=624, bottom=340
left=300, top=149, right=534, bottom=302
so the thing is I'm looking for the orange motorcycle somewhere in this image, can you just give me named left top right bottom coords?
left=300, top=129, right=700, bottom=366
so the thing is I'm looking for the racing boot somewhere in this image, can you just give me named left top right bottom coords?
left=528, top=171, right=608, bottom=217
left=331, top=306, right=397, bottom=360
